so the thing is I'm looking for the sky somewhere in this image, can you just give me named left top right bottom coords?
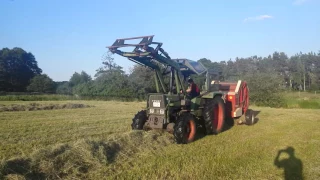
left=1, top=0, right=319, bottom=81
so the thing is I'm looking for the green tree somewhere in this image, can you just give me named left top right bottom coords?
left=95, top=51, right=123, bottom=77
left=69, top=52, right=136, bottom=99
left=72, top=82, right=94, bottom=96
left=27, top=74, right=55, bottom=93
left=128, top=65, right=156, bottom=99
left=0, top=47, right=42, bottom=91
left=56, top=81, right=72, bottom=94
left=91, top=70, right=135, bottom=98
left=69, top=71, right=92, bottom=87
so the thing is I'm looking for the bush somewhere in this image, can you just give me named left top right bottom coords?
left=252, top=93, right=287, bottom=108
left=243, top=72, right=287, bottom=108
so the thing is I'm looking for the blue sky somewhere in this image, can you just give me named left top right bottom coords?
left=1, top=0, right=319, bottom=81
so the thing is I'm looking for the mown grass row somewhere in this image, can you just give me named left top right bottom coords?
left=0, top=94, right=141, bottom=102
left=0, top=103, right=93, bottom=112
left=0, top=94, right=77, bottom=101
left=0, top=131, right=174, bottom=180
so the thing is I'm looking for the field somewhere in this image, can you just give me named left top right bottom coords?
left=1, top=100, right=320, bottom=179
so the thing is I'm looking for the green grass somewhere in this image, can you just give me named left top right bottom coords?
left=284, top=91, right=320, bottom=109
left=0, top=101, right=320, bottom=179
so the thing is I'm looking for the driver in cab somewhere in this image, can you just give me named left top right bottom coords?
left=186, top=78, right=200, bottom=98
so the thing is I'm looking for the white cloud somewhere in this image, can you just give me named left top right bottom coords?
left=243, top=15, right=273, bottom=22
left=293, top=0, right=308, bottom=5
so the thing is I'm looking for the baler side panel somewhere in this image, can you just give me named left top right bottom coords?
left=218, top=82, right=238, bottom=118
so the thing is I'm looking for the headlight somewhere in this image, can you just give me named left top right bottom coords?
left=150, top=109, right=154, bottom=113
left=160, top=109, right=165, bottom=114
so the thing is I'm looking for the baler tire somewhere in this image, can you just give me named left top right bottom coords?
left=245, top=109, right=255, bottom=125
left=174, top=114, right=197, bottom=144
left=203, top=96, right=226, bottom=135
left=131, top=110, right=147, bottom=130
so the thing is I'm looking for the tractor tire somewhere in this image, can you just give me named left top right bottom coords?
left=203, top=96, right=226, bottom=135
left=131, top=110, right=147, bottom=130
left=173, top=113, right=197, bottom=144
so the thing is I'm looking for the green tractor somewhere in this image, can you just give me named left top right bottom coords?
left=107, top=35, right=253, bottom=144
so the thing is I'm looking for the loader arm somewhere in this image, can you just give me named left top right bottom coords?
left=107, top=35, right=207, bottom=95
left=107, top=35, right=180, bottom=71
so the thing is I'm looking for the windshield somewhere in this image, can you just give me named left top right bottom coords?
left=186, top=60, right=207, bottom=75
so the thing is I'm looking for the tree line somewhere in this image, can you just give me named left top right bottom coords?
left=1, top=47, right=319, bottom=102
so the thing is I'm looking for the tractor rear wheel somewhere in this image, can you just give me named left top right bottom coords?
left=131, top=110, right=147, bottom=130
left=203, top=96, right=225, bottom=135
left=174, top=114, right=197, bottom=144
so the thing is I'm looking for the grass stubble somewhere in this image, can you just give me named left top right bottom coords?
left=0, top=100, right=319, bottom=179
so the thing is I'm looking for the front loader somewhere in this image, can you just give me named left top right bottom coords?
left=107, top=35, right=253, bottom=144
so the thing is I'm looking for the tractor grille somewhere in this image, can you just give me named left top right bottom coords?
left=148, top=94, right=166, bottom=108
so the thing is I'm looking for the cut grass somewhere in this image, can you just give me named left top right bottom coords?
left=0, top=101, right=320, bottom=179
left=0, top=94, right=77, bottom=101
left=0, top=94, right=141, bottom=102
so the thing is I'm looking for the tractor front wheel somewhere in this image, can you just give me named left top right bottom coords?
left=203, top=96, right=225, bottom=135
left=131, top=110, right=147, bottom=130
left=174, top=114, right=197, bottom=144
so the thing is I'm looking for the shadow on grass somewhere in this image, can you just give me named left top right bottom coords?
left=194, top=126, right=207, bottom=141
left=251, top=109, right=261, bottom=124
left=224, top=109, right=261, bottom=131
left=274, top=146, right=303, bottom=180
left=0, top=158, right=46, bottom=180
left=192, top=109, right=262, bottom=143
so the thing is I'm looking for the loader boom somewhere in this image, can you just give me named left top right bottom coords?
left=107, top=35, right=180, bottom=71
left=107, top=35, right=207, bottom=94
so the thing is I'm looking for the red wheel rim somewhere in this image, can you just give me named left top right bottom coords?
left=243, top=83, right=249, bottom=114
left=213, top=103, right=223, bottom=131
left=186, top=120, right=196, bottom=141
left=240, top=82, right=249, bottom=114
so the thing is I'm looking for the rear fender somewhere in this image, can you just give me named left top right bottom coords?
left=201, top=92, right=226, bottom=102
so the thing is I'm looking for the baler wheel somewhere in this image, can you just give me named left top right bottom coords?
left=131, top=110, right=147, bottom=130
left=245, top=109, right=255, bottom=125
left=203, top=96, right=225, bottom=135
left=174, top=114, right=196, bottom=144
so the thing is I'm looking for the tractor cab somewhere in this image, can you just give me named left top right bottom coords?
left=173, top=58, right=207, bottom=77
